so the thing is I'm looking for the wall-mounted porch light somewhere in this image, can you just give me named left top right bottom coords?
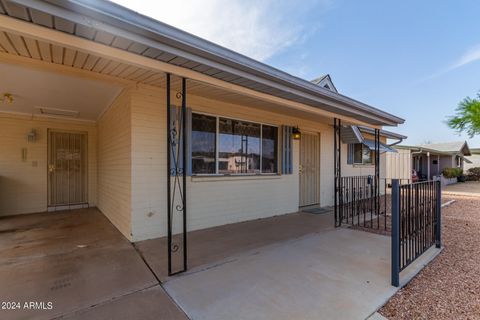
left=292, top=127, right=301, bottom=140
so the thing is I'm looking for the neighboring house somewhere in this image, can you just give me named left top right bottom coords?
left=465, top=148, right=480, bottom=171
left=387, top=141, right=472, bottom=182
left=0, top=0, right=404, bottom=252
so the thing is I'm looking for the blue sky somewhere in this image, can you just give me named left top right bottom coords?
left=113, top=0, right=480, bottom=147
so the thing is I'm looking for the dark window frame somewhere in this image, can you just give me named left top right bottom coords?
left=351, top=143, right=374, bottom=165
left=191, top=112, right=279, bottom=175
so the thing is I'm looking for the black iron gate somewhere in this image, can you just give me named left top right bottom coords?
left=334, top=118, right=382, bottom=229
left=166, top=74, right=188, bottom=276
left=391, top=179, right=441, bottom=286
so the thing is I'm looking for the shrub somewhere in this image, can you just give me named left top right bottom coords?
left=466, top=167, right=480, bottom=181
left=442, top=167, right=463, bottom=178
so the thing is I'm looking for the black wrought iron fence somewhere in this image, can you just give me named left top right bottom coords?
left=336, top=175, right=382, bottom=228
left=391, top=179, right=441, bottom=287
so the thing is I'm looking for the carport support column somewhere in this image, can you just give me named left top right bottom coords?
left=166, top=74, right=188, bottom=276
left=391, top=179, right=400, bottom=287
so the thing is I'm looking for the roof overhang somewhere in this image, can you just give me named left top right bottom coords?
left=357, top=126, right=407, bottom=140
left=0, top=0, right=404, bottom=127
left=397, top=146, right=455, bottom=156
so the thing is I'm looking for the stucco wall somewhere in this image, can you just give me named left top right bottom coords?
left=128, top=84, right=385, bottom=241
left=97, top=89, right=133, bottom=240
left=0, top=113, right=97, bottom=216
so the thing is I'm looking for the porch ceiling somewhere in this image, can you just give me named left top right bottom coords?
left=0, top=29, right=333, bottom=124
left=0, top=0, right=404, bottom=127
left=0, top=61, right=122, bottom=120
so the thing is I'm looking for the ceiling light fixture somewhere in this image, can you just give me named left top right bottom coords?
left=35, top=106, right=80, bottom=118
left=2, top=93, right=14, bottom=104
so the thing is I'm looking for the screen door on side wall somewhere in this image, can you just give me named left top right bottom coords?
left=48, top=130, right=88, bottom=207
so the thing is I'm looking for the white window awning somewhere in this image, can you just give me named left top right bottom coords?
left=362, top=140, right=398, bottom=153
left=340, top=125, right=400, bottom=153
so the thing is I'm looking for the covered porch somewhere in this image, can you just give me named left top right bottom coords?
left=0, top=1, right=400, bottom=278
left=1, top=206, right=413, bottom=320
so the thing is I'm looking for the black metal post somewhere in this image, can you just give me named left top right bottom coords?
left=435, top=180, right=441, bottom=248
left=333, top=118, right=342, bottom=227
left=391, top=179, right=400, bottom=287
left=181, top=77, right=188, bottom=270
left=334, top=118, right=337, bottom=226
left=166, top=73, right=172, bottom=276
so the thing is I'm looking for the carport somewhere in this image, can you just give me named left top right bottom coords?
left=0, top=208, right=186, bottom=320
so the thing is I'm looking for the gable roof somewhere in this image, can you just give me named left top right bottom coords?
left=398, top=141, right=471, bottom=156
left=0, top=0, right=404, bottom=127
left=311, top=74, right=338, bottom=93
left=418, top=141, right=471, bottom=156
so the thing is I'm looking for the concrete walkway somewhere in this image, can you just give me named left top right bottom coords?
left=0, top=209, right=186, bottom=320
left=164, top=228, right=397, bottom=320
left=135, top=210, right=334, bottom=281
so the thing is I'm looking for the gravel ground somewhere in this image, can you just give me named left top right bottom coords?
left=380, top=195, right=480, bottom=319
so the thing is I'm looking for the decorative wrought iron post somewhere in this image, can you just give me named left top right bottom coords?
left=166, top=74, right=188, bottom=276
left=435, top=180, right=442, bottom=248
left=391, top=179, right=400, bottom=287
left=334, top=118, right=342, bottom=227
left=375, top=128, right=381, bottom=219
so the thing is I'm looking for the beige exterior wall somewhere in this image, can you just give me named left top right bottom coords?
left=0, top=83, right=390, bottom=242
left=127, top=84, right=386, bottom=241
left=386, top=148, right=411, bottom=180
left=0, top=113, right=97, bottom=216
left=97, top=89, right=133, bottom=240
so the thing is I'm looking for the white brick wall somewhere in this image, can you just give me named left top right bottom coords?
left=97, top=89, right=133, bottom=240
left=127, top=84, right=384, bottom=241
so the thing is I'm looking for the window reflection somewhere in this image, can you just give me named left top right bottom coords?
left=262, top=125, right=278, bottom=173
left=191, top=113, right=216, bottom=174
left=219, top=118, right=260, bottom=174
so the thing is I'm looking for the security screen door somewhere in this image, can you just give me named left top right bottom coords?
left=47, top=130, right=87, bottom=207
left=299, top=132, right=320, bottom=207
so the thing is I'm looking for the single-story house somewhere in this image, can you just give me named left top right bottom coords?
left=387, top=141, right=472, bottom=182
left=0, top=0, right=405, bottom=274
left=465, top=148, right=480, bottom=171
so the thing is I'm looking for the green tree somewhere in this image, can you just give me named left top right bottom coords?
left=447, top=92, right=480, bottom=137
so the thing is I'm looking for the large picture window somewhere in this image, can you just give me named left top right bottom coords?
left=191, top=113, right=278, bottom=175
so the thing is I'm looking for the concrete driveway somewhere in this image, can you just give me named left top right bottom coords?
left=0, top=209, right=186, bottom=320
left=164, top=228, right=397, bottom=320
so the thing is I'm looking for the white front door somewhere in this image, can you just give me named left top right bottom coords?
left=299, top=132, right=320, bottom=207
